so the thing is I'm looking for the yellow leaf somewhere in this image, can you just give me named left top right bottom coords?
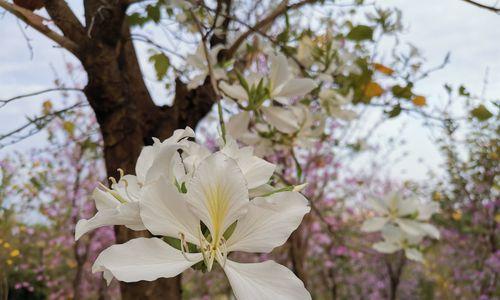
left=6, top=259, right=13, bottom=266
left=373, top=63, right=394, bottom=75
left=3, top=242, right=10, bottom=249
left=452, top=211, right=462, bottom=221
left=63, top=121, right=75, bottom=135
left=42, top=100, right=53, bottom=113
left=364, top=82, right=384, bottom=98
left=412, top=95, right=427, bottom=106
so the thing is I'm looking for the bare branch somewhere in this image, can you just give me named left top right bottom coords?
left=0, top=0, right=80, bottom=55
left=0, top=102, right=85, bottom=149
left=225, top=0, right=318, bottom=59
left=462, top=0, right=500, bottom=13
left=44, top=0, right=87, bottom=43
left=0, top=87, right=83, bottom=108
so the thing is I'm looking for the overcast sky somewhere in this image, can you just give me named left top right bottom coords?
left=1, top=0, right=499, bottom=180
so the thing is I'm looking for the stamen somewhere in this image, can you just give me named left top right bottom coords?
left=178, top=232, right=197, bottom=262
left=117, top=168, right=125, bottom=179
left=108, top=176, right=117, bottom=185
left=98, top=182, right=111, bottom=192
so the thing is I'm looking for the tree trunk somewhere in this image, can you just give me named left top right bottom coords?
left=289, top=224, right=309, bottom=289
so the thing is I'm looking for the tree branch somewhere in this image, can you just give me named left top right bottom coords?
left=44, top=0, right=87, bottom=43
left=462, top=0, right=500, bottom=13
left=0, top=87, right=83, bottom=108
left=225, top=0, right=318, bottom=59
left=0, top=102, right=85, bottom=149
left=0, top=0, right=80, bottom=55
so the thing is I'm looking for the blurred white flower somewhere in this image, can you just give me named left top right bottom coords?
left=373, top=225, right=425, bottom=262
left=361, top=192, right=440, bottom=239
left=319, top=88, right=357, bottom=120
left=186, top=42, right=226, bottom=89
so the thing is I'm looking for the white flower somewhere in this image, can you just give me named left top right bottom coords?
left=186, top=42, right=226, bottom=90
left=372, top=225, right=425, bottom=262
left=219, top=53, right=316, bottom=106
left=296, top=36, right=315, bottom=67
left=75, top=127, right=194, bottom=240
left=361, top=192, right=440, bottom=239
left=319, top=88, right=357, bottom=120
left=92, top=152, right=311, bottom=300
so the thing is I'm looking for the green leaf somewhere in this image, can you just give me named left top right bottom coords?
left=146, top=5, right=161, bottom=23
left=470, top=104, right=493, bottom=121
left=149, top=53, right=170, bottom=80
left=387, top=103, right=402, bottom=118
left=346, top=25, right=374, bottom=41
left=127, top=13, right=148, bottom=27
left=391, top=83, right=413, bottom=99
left=458, top=85, right=470, bottom=97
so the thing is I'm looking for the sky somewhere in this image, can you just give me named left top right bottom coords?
left=0, top=0, right=499, bottom=181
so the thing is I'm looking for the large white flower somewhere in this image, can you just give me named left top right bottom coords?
left=75, top=127, right=194, bottom=240
left=361, top=192, right=440, bottom=239
left=92, top=152, right=311, bottom=299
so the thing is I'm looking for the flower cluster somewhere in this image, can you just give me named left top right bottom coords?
left=361, top=192, right=440, bottom=262
left=75, top=128, right=312, bottom=299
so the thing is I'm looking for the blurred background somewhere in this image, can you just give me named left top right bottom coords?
left=0, top=0, right=498, bottom=299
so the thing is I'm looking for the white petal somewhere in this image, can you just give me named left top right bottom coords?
left=372, top=241, right=401, bottom=253
left=397, top=198, right=419, bottom=217
left=261, top=106, right=299, bottom=134
left=417, top=202, right=440, bottom=221
left=366, top=197, right=388, bottom=214
left=269, top=53, right=290, bottom=91
left=237, top=154, right=275, bottom=189
left=360, top=217, right=388, bottom=232
left=274, top=78, right=316, bottom=99
left=186, top=152, right=249, bottom=241
left=227, top=191, right=310, bottom=253
left=140, top=177, right=200, bottom=244
left=417, top=223, right=440, bottom=239
left=92, top=187, right=120, bottom=211
left=405, top=248, right=424, bottom=262
left=221, top=138, right=275, bottom=189
left=227, top=111, right=251, bottom=139
left=145, top=144, right=186, bottom=184
left=93, top=238, right=202, bottom=285
left=223, top=259, right=311, bottom=300
left=75, top=202, right=144, bottom=240
left=135, top=143, right=160, bottom=184
left=395, top=219, right=427, bottom=237
left=220, top=81, right=248, bottom=103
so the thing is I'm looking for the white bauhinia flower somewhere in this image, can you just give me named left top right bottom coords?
left=75, top=127, right=194, bottom=240
left=372, top=225, right=425, bottom=262
left=92, top=152, right=311, bottom=300
left=361, top=192, right=440, bottom=240
left=219, top=53, right=316, bottom=106
left=319, top=88, right=357, bottom=121
left=186, top=42, right=226, bottom=90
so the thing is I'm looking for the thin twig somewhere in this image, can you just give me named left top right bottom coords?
left=462, top=0, right=500, bottom=13
left=0, top=87, right=83, bottom=108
